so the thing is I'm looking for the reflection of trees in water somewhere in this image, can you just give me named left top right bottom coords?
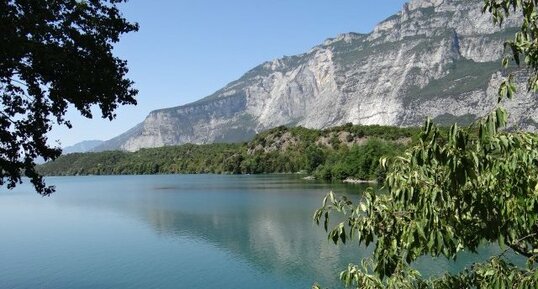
left=138, top=196, right=364, bottom=285
left=49, top=175, right=522, bottom=286
left=138, top=198, right=519, bottom=284
left=51, top=175, right=365, bottom=285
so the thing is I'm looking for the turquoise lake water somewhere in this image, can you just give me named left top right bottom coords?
left=0, top=175, right=512, bottom=288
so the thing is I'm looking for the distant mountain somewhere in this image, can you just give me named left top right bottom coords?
left=95, top=0, right=533, bottom=152
left=63, top=140, right=104, bottom=154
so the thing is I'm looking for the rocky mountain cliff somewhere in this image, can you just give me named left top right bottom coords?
left=95, top=0, right=535, bottom=152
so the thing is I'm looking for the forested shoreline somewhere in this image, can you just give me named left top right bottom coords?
left=38, top=124, right=422, bottom=182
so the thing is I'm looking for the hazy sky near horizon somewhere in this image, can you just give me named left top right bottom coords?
left=51, top=0, right=408, bottom=147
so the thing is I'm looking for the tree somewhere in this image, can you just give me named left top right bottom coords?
left=0, top=0, right=138, bottom=195
left=314, top=1, right=538, bottom=288
left=305, top=144, right=325, bottom=173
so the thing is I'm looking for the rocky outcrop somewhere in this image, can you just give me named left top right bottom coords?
left=95, top=0, right=535, bottom=152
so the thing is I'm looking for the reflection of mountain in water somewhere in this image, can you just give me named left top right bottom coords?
left=138, top=201, right=366, bottom=284
left=129, top=176, right=366, bottom=285
left=50, top=174, right=365, bottom=286
left=50, top=175, right=523, bottom=285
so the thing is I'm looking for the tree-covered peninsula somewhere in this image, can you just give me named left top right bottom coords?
left=38, top=124, right=421, bottom=182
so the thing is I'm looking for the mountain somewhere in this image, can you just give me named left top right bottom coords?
left=95, top=0, right=533, bottom=152
left=63, top=140, right=104, bottom=154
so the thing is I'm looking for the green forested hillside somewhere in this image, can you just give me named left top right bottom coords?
left=38, top=124, right=421, bottom=181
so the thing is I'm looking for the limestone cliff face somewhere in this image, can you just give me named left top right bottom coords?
left=96, top=0, right=536, bottom=152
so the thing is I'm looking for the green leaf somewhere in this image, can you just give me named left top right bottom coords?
left=495, top=107, right=508, bottom=128
left=502, top=56, right=509, bottom=68
left=324, top=212, right=329, bottom=231
left=359, top=202, right=368, bottom=212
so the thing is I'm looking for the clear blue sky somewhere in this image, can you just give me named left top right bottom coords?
left=51, top=0, right=408, bottom=147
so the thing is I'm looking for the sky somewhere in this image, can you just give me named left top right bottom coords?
left=50, top=0, right=408, bottom=147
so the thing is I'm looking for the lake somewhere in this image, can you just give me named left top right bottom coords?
left=0, top=175, right=511, bottom=288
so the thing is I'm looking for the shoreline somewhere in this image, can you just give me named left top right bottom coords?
left=302, top=176, right=377, bottom=184
left=342, top=178, right=377, bottom=184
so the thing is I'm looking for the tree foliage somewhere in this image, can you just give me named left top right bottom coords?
left=0, top=0, right=138, bottom=195
left=37, top=124, right=415, bottom=181
left=314, top=1, right=538, bottom=288
left=313, top=138, right=404, bottom=182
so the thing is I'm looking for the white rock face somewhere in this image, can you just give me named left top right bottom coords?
left=95, top=0, right=536, bottom=152
left=408, top=0, right=444, bottom=10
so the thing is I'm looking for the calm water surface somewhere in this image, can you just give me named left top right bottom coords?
left=0, top=175, right=508, bottom=288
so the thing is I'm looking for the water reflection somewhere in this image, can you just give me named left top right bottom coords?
left=0, top=175, right=524, bottom=288
left=52, top=175, right=366, bottom=286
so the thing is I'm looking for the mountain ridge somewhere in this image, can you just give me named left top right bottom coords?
left=63, top=140, right=104, bottom=154
left=94, top=0, right=534, bottom=152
